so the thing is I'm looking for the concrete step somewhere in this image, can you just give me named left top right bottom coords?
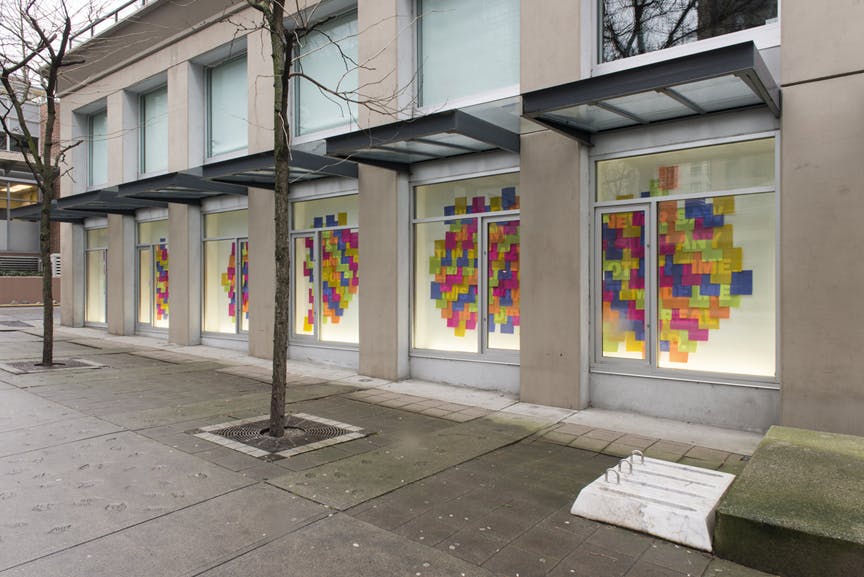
left=714, top=426, right=864, bottom=577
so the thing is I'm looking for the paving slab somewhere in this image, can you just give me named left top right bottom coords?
left=0, top=415, right=122, bottom=458
left=0, top=431, right=250, bottom=570
left=0, top=483, right=327, bottom=577
left=198, top=513, right=494, bottom=577
left=267, top=414, right=547, bottom=510
left=0, top=389, right=82, bottom=433
left=714, top=426, right=864, bottom=577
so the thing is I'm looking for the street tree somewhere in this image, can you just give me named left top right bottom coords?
left=0, top=0, right=101, bottom=366
left=244, top=0, right=408, bottom=436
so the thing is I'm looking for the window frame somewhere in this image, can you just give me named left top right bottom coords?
left=409, top=168, right=522, bottom=364
left=591, top=0, right=781, bottom=76
left=139, top=85, right=169, bottom=176
left=291, top=9, right=360, bottom=144
left=201, top=208, right=250, bottom=338
left=205, top=54, right=249, bottom=160
left=87, top=110, right=108, bottom=190
left=414, top=0, right=521, bottom=115
left=83, top=226, right=108, bottom=326
left=589, top=131, right=780, bottom=388
left=134, top=217, right=170, bottom=331
left=288, top=190, right=361, bottom=349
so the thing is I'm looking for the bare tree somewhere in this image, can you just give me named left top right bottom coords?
left=0, top=0, right=97, bottom=366
left=244, top=0, right=409, bottom=436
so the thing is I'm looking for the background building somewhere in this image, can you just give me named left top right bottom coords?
left=51, top=0, right=864, bottom=436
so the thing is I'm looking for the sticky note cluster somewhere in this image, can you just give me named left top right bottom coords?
left=657, top=197, right=753, bottom=363
left=154, top=240, right=169, bottom=321
left=430, top=218, right=478, bottom=337
left=320, top=228, right=359, bottom=325
left=301, top=236, right=315, bottom=333
left=429, top=187, right=521, bottom=338
left=487, top=220, right=520, bottom=335
left=221, top=241, right=249, bottom=321
left=601, top=211, right=646, bottom=356
left=442, top=187, right=519, bottom=216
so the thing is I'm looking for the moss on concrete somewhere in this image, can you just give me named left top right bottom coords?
left=715, top=426, right=864, bottom=577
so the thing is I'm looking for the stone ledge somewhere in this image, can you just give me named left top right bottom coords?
left=714, top=425, right=864, bottom=577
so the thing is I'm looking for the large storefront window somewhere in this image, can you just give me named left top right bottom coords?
left=203, top=210, right=249, bottom=334
left=418, top=0, right=520, bottom=107
left=413, top=173, right=520, bottom=353
left=595, top=138, right=775, bottom=377
left=291, top=195, right=359, bottom=344
left=601, top=0, right=778, bottom=63
left=84, top=228, right=107, bottom=324
left=137, top=220, right=169, bottom=329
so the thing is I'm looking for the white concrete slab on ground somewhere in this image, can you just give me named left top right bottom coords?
left=562, top=408, right=763, bottom=455
left=571, top=453, right=736, bottom=552
left=379, top=378, right=517, bottom=411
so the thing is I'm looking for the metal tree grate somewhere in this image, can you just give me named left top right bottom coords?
left=0, top=358, right=102, bottom=374
left=193, top=413, right=367, bottom=460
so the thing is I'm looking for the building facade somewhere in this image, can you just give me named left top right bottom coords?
left=54, top=0, right=864, bottom=435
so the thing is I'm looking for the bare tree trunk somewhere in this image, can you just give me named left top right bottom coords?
left=39, top=184, right=52, bottom=366
left=267, top=1, right=292, bottom=437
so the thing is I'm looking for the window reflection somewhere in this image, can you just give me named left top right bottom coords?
left=601, top=0, right=778, bottom=63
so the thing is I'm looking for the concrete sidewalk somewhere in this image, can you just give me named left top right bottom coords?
left=0, top=309, right=774, bottom=577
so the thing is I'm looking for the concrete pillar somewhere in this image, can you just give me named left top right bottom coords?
left=167, top=203, right=201, bottom=345
left=106, top=214, right=135, bottom=335
left=357, top=0, right=404, bottom=128
left=247, top=187, right=276, bottom=358
left=247, top=28, right=274, bottom=155
left=60, top=222, right=85, bottom=327
left=779, top=0, right=864, bottom=436
left=358, top=165, right=409, bottom=380
left=520, top=0, right=582, bottom=92
left=519, top=130, right=585, bottom=409
left=167, top=63, right=189, bottom=172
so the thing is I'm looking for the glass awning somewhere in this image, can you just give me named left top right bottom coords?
left=11, top=201, right=104, bottom=223
left=522, top=42, right=780, bottom=145
left=118, top=172, right=246, bottom=204
left=57, top=188, right=167, bottom=215
left=202, top=149, right=358, bottom=188
left=325, top=109, right=521, bottom=170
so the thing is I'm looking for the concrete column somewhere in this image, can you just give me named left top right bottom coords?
left=358, top=165, right=409, bottom=380
left=520, top=0, right=582, bottom=92
left=357, top=0, right=403, bottom=128
left=60, top=222, right=84, bottom=327
left=247, top=187, right=276, bottom=359
left=167, top=202, right=201, bottom=345
left=106, top=214, right=135, bottom=335
left=105, top=91, right=127, bottom=186
left=167, top=63, right=189, bottom=172
left=247, top=28, right=274, bottom=155
left=519, top=130, right=585, bottom=409
left=779, top=0, right=864, bottom=436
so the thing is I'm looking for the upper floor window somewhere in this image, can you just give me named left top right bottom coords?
left=88, top=110, right=108, bottom=187
left=418, top=0, right=520, bottom=109
left=294, top=12, right=358, bottom=137
left=140, top=86, right=168, bottom=174
left=207, top=56, right=248, bottom=157
left=601, top=0, right=778, bottom=63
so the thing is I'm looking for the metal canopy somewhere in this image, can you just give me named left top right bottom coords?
left=11, top=201, right=104, bottom=223
left=201, top=149, right=358, bottom=189
left=325, top=109, right=521, bottom=170
left=522, top=42, right=781, bottom=145
left=57, top=187, right=167, bottom=215
left=118, top=171, right=246, bottom=204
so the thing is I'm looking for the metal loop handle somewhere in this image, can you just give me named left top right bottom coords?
left=604, top=468, right=621, bottom=484
left=629, top=450, right=645, bottom=464
left=618, top=459, right=633, bottom=474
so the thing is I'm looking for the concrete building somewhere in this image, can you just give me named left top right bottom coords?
left=48, top=0, right=864, bottom=435
left=0, top=94, right=43, bottom=268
